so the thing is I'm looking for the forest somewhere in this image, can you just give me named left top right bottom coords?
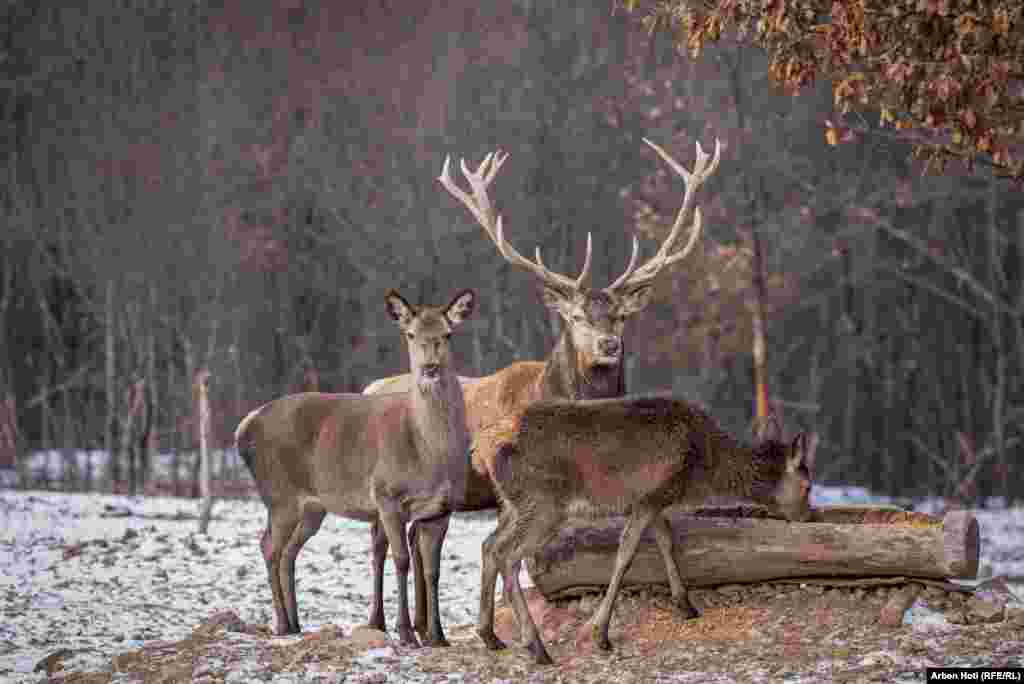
left=1, top=0, right=1022, bottom=505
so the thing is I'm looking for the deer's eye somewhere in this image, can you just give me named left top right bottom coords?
left=572, top=314, right=585, bottom=323
left=406, top=332, right=414, bottom=340
left=444, top=333, right=452, bottom=340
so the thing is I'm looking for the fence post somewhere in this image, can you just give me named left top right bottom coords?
left=197, top=369, right=213, bottom=533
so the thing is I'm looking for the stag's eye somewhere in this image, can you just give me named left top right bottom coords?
left=406, top=332, right=414, bottom=340
left=572, top=314, right=585, bottom=323
left=444, top=333, right=452, bottom=340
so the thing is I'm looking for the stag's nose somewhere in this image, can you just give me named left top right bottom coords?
left=421, top=363, right=441, bottom=378
left=597, top=337, right=621, bottom=357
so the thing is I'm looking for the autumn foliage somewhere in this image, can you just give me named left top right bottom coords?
left=621, top=0, right=1024, bottom=179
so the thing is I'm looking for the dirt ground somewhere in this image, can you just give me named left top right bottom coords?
left=41, top=577, right=1024, bottom=684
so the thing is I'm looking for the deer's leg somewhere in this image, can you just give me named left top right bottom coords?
left=412, top=514, right=451, bottom=647
left=650, top=512, right=698, bottom=619
left=477, top=524, right=507, bottom=651
left=501, top=512, right=561, bottom=666
left=266, top=510, right=301, bottom=635
left=378, top=509, right=419, bottom=647
left=280, top=503, right=326, bottom=634
left=588, top=505, right=659, bottom=652
left=367, top=518, right=389, bottom=632
left=407, top=522, right=427, bottom=640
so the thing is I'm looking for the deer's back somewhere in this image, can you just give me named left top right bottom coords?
left=503, top=395, right=723, bottom=508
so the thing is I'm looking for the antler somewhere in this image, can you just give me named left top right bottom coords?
left=438, top=151, right=593, bottom=292
left=606, top=137, right=722, bottom=294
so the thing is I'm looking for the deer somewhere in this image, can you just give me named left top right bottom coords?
left=234, top=288, right=475, bottom=647
left=478, top=395, right=815, bottom=665
left=362, top=138, right=722, bottom=646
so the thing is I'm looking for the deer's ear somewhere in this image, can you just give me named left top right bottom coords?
left=752, top=413, right=783, bottom=444
left=385, top=290, right=416, bottom=327
left=445, top=289, right=476, bottom=327
left=616, top=285, right=653, bottom=317
left=791, top=432, right=818, bottom=474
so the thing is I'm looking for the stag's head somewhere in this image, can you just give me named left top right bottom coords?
left=437, top=139, right=721, bottom=377
left=386, top=289, right=476, bottom=390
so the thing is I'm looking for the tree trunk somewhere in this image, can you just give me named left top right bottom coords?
left=750, top=224, right=769, bottom=421
left=104, top=279, right=118, bottom=490
left=526, top=506, right=980, bottom=599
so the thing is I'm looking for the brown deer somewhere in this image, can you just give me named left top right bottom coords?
left=235, top=289, right=475, bottom=646
left=363, top=138, right=722, bottom=644
left=480, top=396, right=814, bottom=665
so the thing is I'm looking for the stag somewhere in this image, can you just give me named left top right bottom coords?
left=363, top=138, right=721, bottom=644
left=235, top=289, right=475, bottom=646
left=482, top=397, right=814, bottom=664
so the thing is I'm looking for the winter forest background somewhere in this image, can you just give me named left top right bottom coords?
left=1, top=0, right=1022, bottom=505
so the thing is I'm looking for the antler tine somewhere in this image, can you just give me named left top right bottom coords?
left=606, top=137, right=721, bottom=293
left=606, top=234, right=642, bottom=291
left=438, top=149, right=584, bottom=293
left=494, top=216, right=579, bottom=292
left=573, top=231, right=593, bottom=288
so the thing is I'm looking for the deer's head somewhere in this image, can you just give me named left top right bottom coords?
left=751, top=416, right=816, bottom=523
left=386, top=289, right=476, bottom=390
left=437, top=139, right=721, bottom=382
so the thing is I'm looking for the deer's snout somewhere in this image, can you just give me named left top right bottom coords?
left=420, top=363, right=442, bottom=378
left=597, top=337, right=621, bottom=357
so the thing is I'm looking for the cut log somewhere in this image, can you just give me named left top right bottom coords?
left=526, top=506, right=980, bottom=600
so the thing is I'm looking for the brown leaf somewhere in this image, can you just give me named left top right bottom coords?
left=961, top=108, right=977, bottom=130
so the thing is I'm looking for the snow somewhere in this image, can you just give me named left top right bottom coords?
left=1, top=485, right=1022, bottom=682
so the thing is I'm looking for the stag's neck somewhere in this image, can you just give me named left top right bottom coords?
left=538, top=332, right=624, bottom=400
left=409, top=373, right=470, bottom=463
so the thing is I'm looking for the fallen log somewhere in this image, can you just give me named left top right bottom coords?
left=526, top=505, right=980, bottom=599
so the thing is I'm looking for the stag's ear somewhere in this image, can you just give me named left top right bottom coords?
left=616, top=285, right=653, bottom=317
left=385, top=290, right=416, bottom=327
left=445, top=289, right=476, bottom=327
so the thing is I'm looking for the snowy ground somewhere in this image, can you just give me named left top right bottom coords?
left=1, top=486, right=1022, bottom=683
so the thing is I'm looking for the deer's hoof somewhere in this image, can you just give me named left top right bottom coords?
left=526, top=639, right=554, bottom=665
left=673, top=598, right=700, bottom=620
left=397, top=627, right=421, bottom=648
left=421, top=634, right=450, bottom=648
left=477, top=628, right=507, bottom=651
left=273, top=621, right=299, bottom=637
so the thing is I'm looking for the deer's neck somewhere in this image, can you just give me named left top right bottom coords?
left=696, top=437, right=777, bottom=505
left=539, top=333, right=624, bottom=400
left=409, top=372, right=470, bottom=464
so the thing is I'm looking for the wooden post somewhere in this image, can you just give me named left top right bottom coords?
left=197, top=369, right=213, bottom=533
left=0, top=393, right=19, bottom=482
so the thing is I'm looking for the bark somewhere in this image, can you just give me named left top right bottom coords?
left=526, top=506, right=980, bottom=599
left=104, top=279, right=118, bottom=489
left=750, top=225, right=769, bottom=421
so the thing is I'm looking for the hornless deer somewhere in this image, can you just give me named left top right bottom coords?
left=481, top=396, right=815, bottom=665
left=235, top=289, right=475, bottom=646
left=363, top=139, right=722, bottom=644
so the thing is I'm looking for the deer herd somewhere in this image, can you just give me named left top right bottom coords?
left=236, top=137, right=817, bottom=665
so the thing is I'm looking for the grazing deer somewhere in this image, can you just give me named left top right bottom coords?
left=479, top=396, right=814, bottom=665
left=235, top=289, right=475, bottom=646
left=363, top=138, right=722, bottom=644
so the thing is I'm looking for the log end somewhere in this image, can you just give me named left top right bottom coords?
left=942, top=510, right=980, bottom=579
